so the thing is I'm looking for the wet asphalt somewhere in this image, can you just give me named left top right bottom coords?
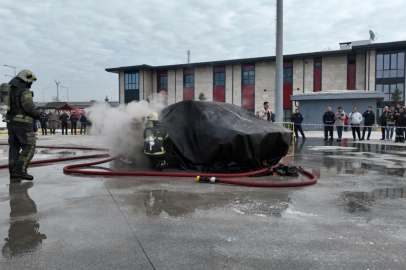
left=0, top=132, right=405, bottom=270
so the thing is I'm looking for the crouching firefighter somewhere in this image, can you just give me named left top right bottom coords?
left=2, top=70, right=41, bottom=182
left=143, top=112, right=169, bottom=171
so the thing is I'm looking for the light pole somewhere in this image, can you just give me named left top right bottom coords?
left=3, top=65, right=16, bottom=76
left=275, top=0, right=283, bottom=123
left=60, top=86, right=69, bottom=102
left=5, top=74, right=14, bottom=78
left=42, top=87, right=50, bottom=103
left=54, top=80, right=61, bottom=101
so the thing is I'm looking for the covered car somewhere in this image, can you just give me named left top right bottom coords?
left=160, top=100, right=292, bottom=173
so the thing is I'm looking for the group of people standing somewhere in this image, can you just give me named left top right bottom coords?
left=379, top=103, right=406, bottom=142
left=38, top=111, right=90, bottom=135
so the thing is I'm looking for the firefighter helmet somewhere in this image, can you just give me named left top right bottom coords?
left=16, top=70, right=37, bottom=84
left=147, top=112, right=159, bottom=121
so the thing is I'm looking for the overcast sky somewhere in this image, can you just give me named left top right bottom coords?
left=1, top=0, right=406, bottom=102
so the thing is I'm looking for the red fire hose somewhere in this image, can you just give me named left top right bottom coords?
left=0, top=143, right=317, bottom=187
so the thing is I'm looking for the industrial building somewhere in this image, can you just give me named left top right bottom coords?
left=105, top=40, right=405, bottom=122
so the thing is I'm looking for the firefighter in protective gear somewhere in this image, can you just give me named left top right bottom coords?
left=143, top=112, right=169, bottom=171
left=6, top=69, right=40, bottom=182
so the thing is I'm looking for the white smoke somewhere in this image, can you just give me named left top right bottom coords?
left=88, top=92, right=167, bottom=163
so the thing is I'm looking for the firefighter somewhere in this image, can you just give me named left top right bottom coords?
left=143, top=112, right=169, bottom=171
left=6, top=70, right=41, bottom=181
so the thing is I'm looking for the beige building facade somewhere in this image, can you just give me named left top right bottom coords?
left=107, top=40, right=405, bottom=121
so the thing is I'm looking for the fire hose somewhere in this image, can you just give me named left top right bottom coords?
left=0, top=144, right=317, bottom=187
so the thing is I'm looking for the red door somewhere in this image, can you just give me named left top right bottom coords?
left=242, top=85, right=255, bottom=111
left=214, top=87, right=225, bottom=102
left=184, top=88, right=194, bottom=100
left=283, top=84, right=292, bottom=108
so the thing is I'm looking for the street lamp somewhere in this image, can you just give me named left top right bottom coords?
left=60, top=86, right=69, bottom=102
left=42, top=87, right=50, bottom=103
left=54, top=80, right=61, bottom=101
left=5, top=74, right=14, bottom=78
left=3, top=65, right=16, bottom=76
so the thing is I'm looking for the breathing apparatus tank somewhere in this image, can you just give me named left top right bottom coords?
left=0, top=83, right=11, bottom=115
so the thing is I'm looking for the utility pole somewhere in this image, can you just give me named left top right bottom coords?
left=187, top=50, right=190, bottom=63
left=275, top=0, right=283, bottom=123
left=60, top=86, right=69, bottom=102
left=54, top=80, right=61, bottom=101
left=42, top=87, right=50, bottom=103
left=3, top=65, right=16, bottom=76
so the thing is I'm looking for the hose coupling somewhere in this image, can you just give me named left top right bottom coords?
left=196, top=176, right=219, bottom=183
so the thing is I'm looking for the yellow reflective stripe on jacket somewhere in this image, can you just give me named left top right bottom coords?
left=14, top=114, right=33, bottom=121
left=13, top=118, right=33, bottom=123
left=144, top=150, right=166, bottom=155
left=24, top=94, right=33, bottom=98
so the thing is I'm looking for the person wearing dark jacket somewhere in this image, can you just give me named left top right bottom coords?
left=39, top=114, right=48, bottom=135
left=80, top=113, right=87, bottom=134
left=6, top=70, right=41, bottom=181
left=322, top=107, right=335, bottom=140
left=379, top=106, right=388, bottom=140
left=291, top=108, right=305, bottom=140
left=59, top=112, right=69, bottom=135
left=70, top=112, right=78, bottom=135
left=395, top=107, right=406, bottom=142
left=362, top=106, right=375, bottom=140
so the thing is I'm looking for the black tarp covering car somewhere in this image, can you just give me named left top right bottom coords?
left=160, top=100, right=292, bottom=172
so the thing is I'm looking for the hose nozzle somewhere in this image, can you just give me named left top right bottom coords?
left=196, top=176, right=219, bottom=183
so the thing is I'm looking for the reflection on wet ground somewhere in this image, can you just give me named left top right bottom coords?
left=288, top=138, right=406, bottom=178
left=340, top=188, right=406, bottom=213
left=2, top=183, right=46, bottom=258
left=141, top=190, right=291, bottom=219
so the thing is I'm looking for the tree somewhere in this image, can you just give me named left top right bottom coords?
left=391, top=88, right=402, bottom=105
left=198, top=92, right=207, bottom=101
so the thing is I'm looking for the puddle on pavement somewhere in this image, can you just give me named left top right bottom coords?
left=340, top=187, right=406, bottom=213
left=287, top=138, right=406, bottom=178
left=138, top=190, right=292, bottom=219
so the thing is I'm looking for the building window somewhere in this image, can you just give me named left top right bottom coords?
left=376, top=52, right=405, bottom=79
left=214, top=72, right=225, bottom=86
left=242, top=70, right=255, bottom=85
left=283, top=67, right=293, bottom=83
left=184, top=74, right=194, bottom=88
left=376, top=83, right=404, bottom=102
left=124, top=72, right=139, bottom=103
left=158, top=76, right=167, bottom=89
left=125, top=73, right=139, bottom=90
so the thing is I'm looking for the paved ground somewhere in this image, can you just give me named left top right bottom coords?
left=0, top=131, right=405, bottom=270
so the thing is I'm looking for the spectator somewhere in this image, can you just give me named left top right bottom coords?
left=334, top=107, right=346, bottom=141
left=70, top=112, right=78, bottom=135
left=80, top=113, right=87, bottom=134
left=290, top=108, right=305, bottom=140
left=348, top=107, right=362, bottom=141
left=256, top=102, right=272, bottom=121
left=379, top=106, right=388, bottom=140
left=386, top=106, right=395, bottom=140
left=270, top=110, right=275, bottom=122
left=362, top=106, right=375, bottom=140
left=395, top=103, right=402, bottom=113
left=39, top=114, right=48, bottom=135
left=60, top=111, right=69, bottom=135
left=395, top=107, right=406, bottom=143
left=322, top=106, right=335, bottom=140
left=344, top=114, right=349, bottom=132
left=48, top=112, right=58, bottom=134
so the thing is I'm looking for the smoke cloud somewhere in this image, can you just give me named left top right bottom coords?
left=88, top=92, right=167, bottom=164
